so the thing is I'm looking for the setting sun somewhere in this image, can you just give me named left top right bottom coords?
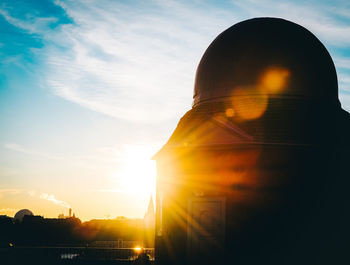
left=116, top=145, right=156, bottom=199
left=134, top=246, right=142, bottom=252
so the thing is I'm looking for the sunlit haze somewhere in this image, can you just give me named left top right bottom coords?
left=1, top=0, right=350, bottom=221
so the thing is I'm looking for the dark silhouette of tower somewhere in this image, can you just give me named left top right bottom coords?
left=146, top=196, right=155, bottom=218
left=153, top=17, right=350, bottom=265
left=144, top=196, right=155, bottom=247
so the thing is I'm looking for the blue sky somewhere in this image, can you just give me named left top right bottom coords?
left=1, top=0, right=350, bottom=220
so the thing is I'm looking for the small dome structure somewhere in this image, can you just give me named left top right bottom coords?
left=14, top=209, right=33, bottom=222
left=193, top=17, right=339, bottom=107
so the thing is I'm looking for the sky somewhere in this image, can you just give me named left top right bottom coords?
left=0, top=0, right=350, bottom=221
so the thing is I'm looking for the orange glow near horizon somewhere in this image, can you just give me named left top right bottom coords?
left=1, top=145, right=157, bottom=221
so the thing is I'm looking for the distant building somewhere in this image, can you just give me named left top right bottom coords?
left=58, top=213, right=65, bottom=219
left=0, top=215, right=12, bottom=220
left=0, top=215, right=13, bottom=224
left=58, top=208, right=74, bottom=219
left=22, top=215, right=44, bottom=223
left=13, top=209, right=33, bottom=223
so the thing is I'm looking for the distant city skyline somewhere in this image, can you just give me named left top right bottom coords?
left=1, top=194, right=154, bottom=222
left=6, top=197, right=154, bottom=223
left=1, top=0, right=350, bottom=221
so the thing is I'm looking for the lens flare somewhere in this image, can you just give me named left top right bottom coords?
left=231, top=86, right=268, bottom=120
left=225, top=108, right=235, bottom=117
left=260, top=67, right=290, bottom=94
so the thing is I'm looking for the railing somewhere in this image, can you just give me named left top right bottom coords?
left=0, top=246, right=155, bottom=263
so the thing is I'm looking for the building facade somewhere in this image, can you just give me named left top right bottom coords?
left=153, top=18, right=350, bottom=265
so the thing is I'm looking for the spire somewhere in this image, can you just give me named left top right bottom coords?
left=147, top=195, right=154, bottom=215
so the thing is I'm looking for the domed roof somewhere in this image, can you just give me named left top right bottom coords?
left=193, top=17, right=339, bottom=107
left=14, top=209, right=33, bottom=222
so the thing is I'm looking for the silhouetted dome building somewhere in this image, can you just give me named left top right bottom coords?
left=193, top=18, right=339, bottom=106
left=160, top=18, right=346, bottom=149
left=14, top=209, right=33, bottom=223
left=154, top=18, right=350, bottom=265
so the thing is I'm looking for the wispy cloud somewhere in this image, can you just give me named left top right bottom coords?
left=339, top=93, right=350, bottom=112
left=41, top=0, right=237, bottom=122
left=339, top=74, right=350, bottom=88
left=0, top=188, right=22, bottom=195
left=40, top=193, right=70, bottom=208
left=2, top=0, right=350, bottom=120
left=232, top=0, right=350, bottom=46
left=27, top=190, right=36, bottom=197
left=0, top=188, right=70, bottom=210
left=0, top=188, right=22, bottom=200
left=0, top=167, right=18, bottom=178
left=0, top=8, right=58, bottom=35
left=4, top=143, right=47, bottom=156
left=335, top=57, right=350, bottom=71
left=0, top=208, right=18, bottom=213
left=4, top=143, right=64, bottom=161
left=2, top=142, right=129, bottom=177
left=41, top=0, right=350, bottom=117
